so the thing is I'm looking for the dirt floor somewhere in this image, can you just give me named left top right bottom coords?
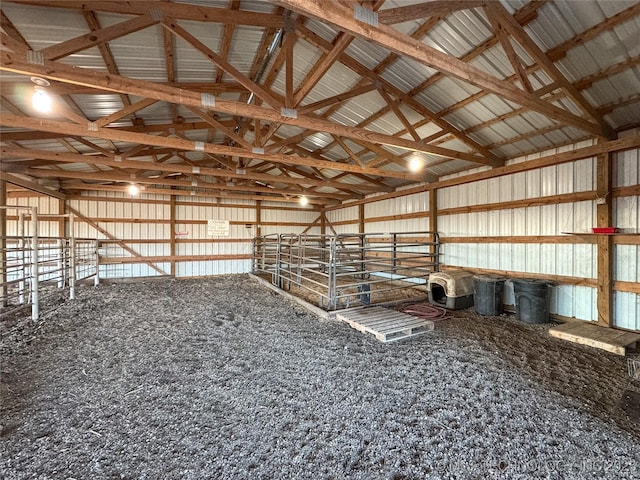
left=1, top=274, right=639, bottom=479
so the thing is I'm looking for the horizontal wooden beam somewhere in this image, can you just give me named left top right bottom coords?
left=20, top=168, right=346, bottom=202
left=1, top=145, right=382, bottom=193
left=441, top=235, right=597, bottom=245
left=9, top=1, right=285, bottom=28
left=0, top=50, right=491, bottom=163
left=0, top=114, right=426, bottom=182
left=442, top=265, right=597, bottom=288
left=0, top=171, right=66, bottom=199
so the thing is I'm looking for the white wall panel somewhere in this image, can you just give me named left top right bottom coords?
left=614, top=292, right=640, bottom=330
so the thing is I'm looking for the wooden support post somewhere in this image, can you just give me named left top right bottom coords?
left=358, top=203, right=365, bottom=234
left=321, top=211, right=326, bottom=236
left=596, top=149, right=613, bottom=327
left=169, top=194, right=176, bottom=277
left=58, top=198, right=66, bottom=237
left=1, top=180, right=7, bottom=306
left=256, top=200, right=262, bottom=237
left=429, top=188, right=438, bottom=264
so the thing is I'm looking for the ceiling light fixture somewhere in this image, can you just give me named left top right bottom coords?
left=128, top=184, right=139, bottom=196
left=408, top=154, right=423, bottom=173
left=31, top=77, right=52, bottom=113
left=299, top=195, right=309, bottom=206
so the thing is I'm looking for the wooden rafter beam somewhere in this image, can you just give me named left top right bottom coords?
left=9, top=1, right=285, bottom=28
left=162, top=19, right=283, bottom=108
left=215, top=0, right=241, bottom=83
left=484, top=2, right=612, bottom=136
left=64, top=183, right=323, bottom=207
left=41, top=12, right=160, bottom=61
left=95, top=97, right=158, bottom=128
left=546, top=2, right=640, bottom=62
left=294, top=24, right=502, bottom=163
left=377, top=1, right=485, bottom=24
left=21, top=167, right=348, bottom=203
left=297, top=82, right=376, bottom=114
left=1, top=145, right=387, bottom=193
left=0, top=171, right=66, bottom=199
left=0, top=50, right=485, bottom=164
left=82, top=10, right=133, bottom=109
left=276, top=0, right=611, bottom=139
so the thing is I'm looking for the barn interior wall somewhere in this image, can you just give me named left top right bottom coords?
left=4, top=193, right=320, bottom=279
left=325, top=142, right=640, bottom=331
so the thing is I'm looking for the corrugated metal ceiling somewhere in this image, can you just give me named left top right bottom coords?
left=0, top=0, right=639, bottom=205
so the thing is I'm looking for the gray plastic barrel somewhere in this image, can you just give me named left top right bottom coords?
left=512, top=279, right=551, bottom=324
left=473, top=275, right=506, bottom=316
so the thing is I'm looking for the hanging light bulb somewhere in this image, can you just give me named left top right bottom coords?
left=31, top=77, right=52, bottom=113
left=299, top=195, right=309, bottom=206
left=408, top=153, right=423, bottom=173
left=128, top=184, right=139, bottom=196
left=32, top=86, right=52, bottom=113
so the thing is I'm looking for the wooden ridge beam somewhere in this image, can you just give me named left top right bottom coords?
left=0, top=50, right=489, bottom=163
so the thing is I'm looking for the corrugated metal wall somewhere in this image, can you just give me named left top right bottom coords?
left=5, top=193, right=320, bottom=280
left=70, top=192, right=171, bottom=279
left=4, top=141, right=638, bottom=328
left=175, top=196, right=254, bottom=277
left=613, top=146, right=640, bottom=330
left=325, top=142, right=640, bottom=331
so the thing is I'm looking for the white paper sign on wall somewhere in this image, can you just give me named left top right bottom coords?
left=207, top=219, right=229, bottom=237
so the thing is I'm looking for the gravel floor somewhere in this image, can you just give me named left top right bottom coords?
left=1, top=274, right=639, bottom=479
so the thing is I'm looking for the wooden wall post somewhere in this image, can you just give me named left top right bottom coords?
left=58, top=198, right=66, bottom=237
left=1, top=180, right=7, bottom=306
left=256, top=200, right=262, bottom=237
left=429, top=187, right=438, bottom=259
left=170, top=194, right=176, bottom=277
left=596, top=149, right=613, bottom=327
left=358, top=203, right=365, bottom=234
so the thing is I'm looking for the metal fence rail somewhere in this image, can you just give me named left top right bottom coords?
left=1, top=206, right=99, bottom=321
left=252, top=231, right=439, bottom=310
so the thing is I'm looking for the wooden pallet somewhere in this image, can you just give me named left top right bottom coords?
left=549, top=321, right=640, bottom=356
left=336, top=306, right=434, bottom=343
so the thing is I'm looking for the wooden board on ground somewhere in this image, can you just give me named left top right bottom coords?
left=337, top=306, right=434, bottom=343
left=549, top=321, right=640, bottom=356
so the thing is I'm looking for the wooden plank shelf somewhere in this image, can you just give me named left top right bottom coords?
left=549, top=321, right=640, bottom=356
left=337, top=306, right=434, bottom=343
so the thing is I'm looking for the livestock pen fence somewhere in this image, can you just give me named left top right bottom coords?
left=252, top=232, right=440, bottom=310
left=1, top=206, right=99, bottom=321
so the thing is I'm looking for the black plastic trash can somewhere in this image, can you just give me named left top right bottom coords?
left=473, top=275, right=506, bottom=316
left=512, top=279, right=551, bottom=324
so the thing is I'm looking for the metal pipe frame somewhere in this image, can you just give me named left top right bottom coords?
left=0, top=207, right=98, bottom=320
left=252, top=231, right=440, bottom=311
